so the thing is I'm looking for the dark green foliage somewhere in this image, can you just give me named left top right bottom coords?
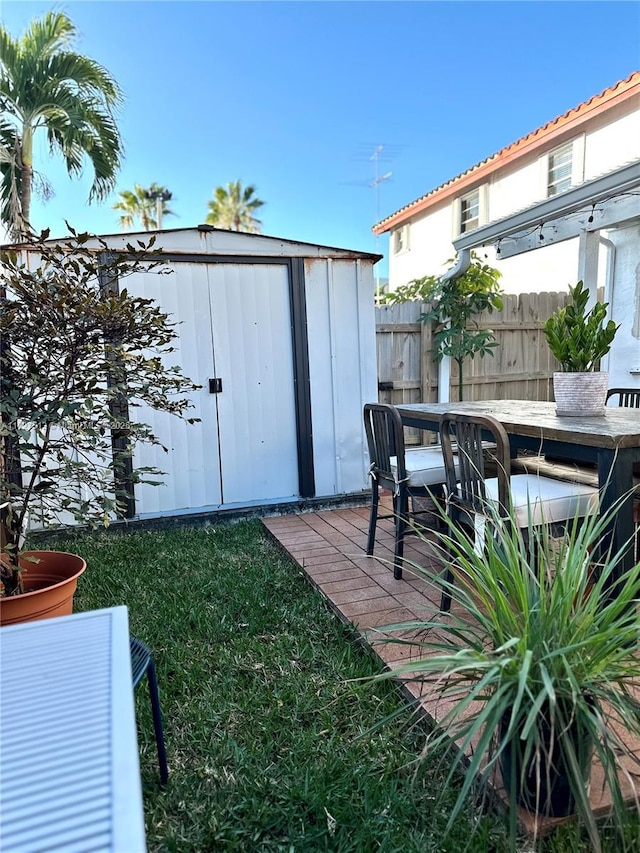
left=543, top=281, right=619, bottom=372
left=0, top=228, right=200, bottom=593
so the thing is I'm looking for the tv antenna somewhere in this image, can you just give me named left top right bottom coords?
left=370, top=145, right=392, bottom=296
left=370, top=145, right=392, bottom=223
left=347, top=142, right=402, bottom=296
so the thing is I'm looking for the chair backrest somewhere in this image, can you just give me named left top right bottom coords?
left=606, top=388, right=640, bottom=408
left=440, top=411, right=512, bottom=518
left=363, top=403, right=406, bottom=490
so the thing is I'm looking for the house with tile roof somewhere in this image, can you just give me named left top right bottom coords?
left=373, top=73, right=640, bottom=296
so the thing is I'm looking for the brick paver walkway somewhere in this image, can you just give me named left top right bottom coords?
left=262, top=497, right=640, bottom=838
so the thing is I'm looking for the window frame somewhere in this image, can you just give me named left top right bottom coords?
left=393, top=223, right=411, bottom=255
left=460, top=190, right=480, bottom=233
left=543, top=136, right=585, bottom=199
left=453, top=185, right=487, bottom=238
left=547, top=142, right=573, bottom=197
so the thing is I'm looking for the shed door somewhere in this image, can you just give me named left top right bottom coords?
left=207, top=263, right=299, bottom=505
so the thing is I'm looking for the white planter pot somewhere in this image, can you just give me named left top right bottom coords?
left=552, top=372, right=609, bottom=417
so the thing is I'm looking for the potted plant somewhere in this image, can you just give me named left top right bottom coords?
left=0, top=228, right=200, bottom=624
left=543, top=280, right=619, bottom=416
left=374, top=499, right=640, bottom=852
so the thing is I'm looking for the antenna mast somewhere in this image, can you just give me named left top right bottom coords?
left=371, top=145, right=392, bottom=298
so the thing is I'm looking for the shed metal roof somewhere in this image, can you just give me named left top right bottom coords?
left=3, top=226, right=382, bottom=263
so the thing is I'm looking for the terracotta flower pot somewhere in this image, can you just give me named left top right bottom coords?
left=0, top=551, right=87, bottom=626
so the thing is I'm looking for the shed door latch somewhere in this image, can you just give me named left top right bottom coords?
left=209, top=378, right=223, bottom=394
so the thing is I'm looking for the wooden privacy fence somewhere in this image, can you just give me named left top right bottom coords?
left=376, top=291, right=574, bottom=409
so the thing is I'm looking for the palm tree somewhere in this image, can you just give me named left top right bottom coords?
left=205, top=180, right=264, bottom=233
left=0, top=10, right=123, bottom=237
left=113, top=183, right=174, bottom=231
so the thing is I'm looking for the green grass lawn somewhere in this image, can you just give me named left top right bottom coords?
left=46, top=519, right=637, bottom=852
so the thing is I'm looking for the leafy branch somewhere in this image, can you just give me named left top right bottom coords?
left=0, top=228, right=201, bottom=594
left=381, top=253, right=503, bottom=400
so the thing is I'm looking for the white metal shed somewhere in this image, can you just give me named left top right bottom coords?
left=96, top=226, right=380, bottom=520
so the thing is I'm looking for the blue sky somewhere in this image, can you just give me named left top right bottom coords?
left=2, top=1, right=639, bottom=275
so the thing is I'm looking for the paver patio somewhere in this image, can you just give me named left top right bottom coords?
left=262, top=497, right=640, bottom=839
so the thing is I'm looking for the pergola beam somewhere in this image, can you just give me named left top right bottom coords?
left=495, top=194, right=640, bottom=258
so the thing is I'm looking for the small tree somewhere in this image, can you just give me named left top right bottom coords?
left=0, top=228, right=200, bottom=595
left=381, top=253, right=503, bottom=401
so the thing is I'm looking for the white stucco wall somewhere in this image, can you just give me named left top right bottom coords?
left=492, top=240, right=581, bottom=293
left=605, top=222, right=640, bottom=389
left=584, top=110, right=640, bottom=180
left=389, top=205, right=452, bottom=287
left=389, top=217, right=582, bottom=295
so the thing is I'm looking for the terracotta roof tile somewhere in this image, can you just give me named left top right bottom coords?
left=373, top=72, right=640, bottom=234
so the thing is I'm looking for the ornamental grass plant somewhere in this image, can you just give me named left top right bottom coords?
left=374, top=495, right=640, bottom=853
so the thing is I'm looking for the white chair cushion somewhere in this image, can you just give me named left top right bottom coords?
left=485, top=474, right=599, bottom=527
left=390, top=446, right=458, bottom=488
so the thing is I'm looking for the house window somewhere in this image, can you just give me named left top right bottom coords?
left=460, top=190, right=480, bottom=233
left=547, top=143, right=573, bottom=196
left=393, top=224, right=410, bottom=254
left=453, top=186, right=486, bottom=237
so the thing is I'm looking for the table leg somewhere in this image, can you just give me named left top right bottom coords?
left=597, top=448, right=635, bottom=601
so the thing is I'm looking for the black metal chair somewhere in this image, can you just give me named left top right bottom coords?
left=439, top=411, right=599, bottom=612
left=606, top=388, right=640, bottom=408
left=130, top=636, right=168, bottom=785
left=363, top=403, right=454, bottom=580
left=606, top=387, right=640, bottom=558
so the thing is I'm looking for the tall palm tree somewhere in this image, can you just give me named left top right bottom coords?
left=113, top=183, right=174, bottom=231
left=205, top=180, right=264, bottom=233
left=0, top=10, right=123, bottom=237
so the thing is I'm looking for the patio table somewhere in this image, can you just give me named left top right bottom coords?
left=396, top=400, right=640, bottom=594
left=0, top=606, right=147, bottom=853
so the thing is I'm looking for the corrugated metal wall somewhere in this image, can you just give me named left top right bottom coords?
left=128, top=251, right=379, bottom=515
left=306, top=258, right=378, bottom=497
left=125, top=264, right=222, bottom=516
left=126, top=261, right=300, bottom=516
left=207, top=262, right=298, bottom=505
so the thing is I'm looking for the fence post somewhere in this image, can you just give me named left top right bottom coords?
left=420, top=302, right=439, bottom=404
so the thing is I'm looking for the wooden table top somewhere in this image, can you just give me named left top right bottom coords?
left=396, top=400, right=640, bottom=450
